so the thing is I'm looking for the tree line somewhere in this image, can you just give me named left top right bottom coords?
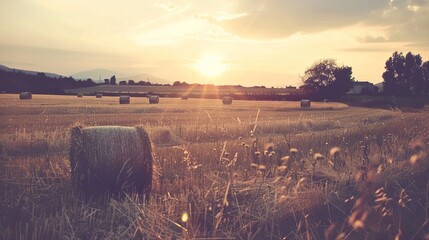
left=0, top=71, right=173, bottom=94
left=300, top=51, right=429, bottom=100
left=383, top=52, right=429, bottom=96
left=0, top=70, right=96, bottom=94
left=104, top=75, right=170, bottom=86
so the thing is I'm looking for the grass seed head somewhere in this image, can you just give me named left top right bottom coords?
left=330, top=147, right=341, bottom=156
left=281, top=156, right=290, bottom=163
left=181, top=212, right=189, bottom=223
left=313, top=153, right=324, bottom=160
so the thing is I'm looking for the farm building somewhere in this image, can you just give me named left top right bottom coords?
left=347, top=81, right=378, bottom=95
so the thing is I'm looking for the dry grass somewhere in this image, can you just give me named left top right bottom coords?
left=0, top=94, right=428, bottom=239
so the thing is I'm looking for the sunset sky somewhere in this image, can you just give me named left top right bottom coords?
left=1, top=0, right=428, bottom=87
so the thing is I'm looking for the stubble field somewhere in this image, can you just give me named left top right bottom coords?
left=0, top=94, right=428, bottom=239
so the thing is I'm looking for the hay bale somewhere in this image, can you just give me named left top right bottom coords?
left=19, top=92, right=32, bottom=100
left=149, top=95, right=159, bottom=104
left=96, top=93, right=102, bottom=98
left=181, top=94, right=189, bottom=100
left=222, top=96, right=232, bottom=105
left=70, top=126, right=154, bottom=198
left=77, top=93, right=83, bottom=98
left=300, top=99, right=311, bottom=108
left=119, top=95, right=130, bottom=104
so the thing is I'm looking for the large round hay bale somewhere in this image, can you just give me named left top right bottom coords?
left=19, top=92, right=32, bottom=100
left=222, top=96, right=232, bottom=105
left=149, top=95, right=159, bottom=104
left=70, top=126, right=154, bottom=198
left=119, top=95, right=131, bottom=104
left=96, top=93, right=102, bottom=98
left=181, top=94, right=189, bottom=100
left=300, top=99, right=311, bottom=108
left=77, top=93, right=83, bottom=98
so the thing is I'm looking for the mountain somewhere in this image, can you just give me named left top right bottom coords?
left=118, top=73, right=170, bottom=84
left=71, top=68, right=171, bottom=84
left=0, top=64, right=63, bottom=78
left=71, top=68, right=119, bottom=82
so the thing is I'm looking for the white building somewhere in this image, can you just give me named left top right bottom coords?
left=347, top=81, right=377, bottom=95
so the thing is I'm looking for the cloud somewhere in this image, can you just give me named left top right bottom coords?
left=216, top=0, right=389, bottom=39
left=361, top=0, right=429, bottom=43
left=405, top=41, right=429, bottom=50
left=340, top=47, right=396, bottom=52
left=358, top=36, right=390, bottom=43
left=214, top=0, right=429, bottom=45
left=0, top=44, right=129, bottom=75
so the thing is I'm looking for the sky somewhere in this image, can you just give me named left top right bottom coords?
left=1, top=0, right=429, bottom=87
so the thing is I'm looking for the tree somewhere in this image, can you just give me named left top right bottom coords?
left=329, top=66, right=354, bottom=97
left=421, top=61, right=429, bottom=94
left=406, top=52, right=424, bottom=95
left=382, top=51, right=424, bottom=95
left=119, top=80, right=127, bottom=85
left=128, top=80, right=135, bottom=85
left=301, top=59, right=354, bottom=99
left=110, top=75, right=116, bottom=85
left=104, top=79, right=109, bottom=84
left=86, top=78, right=95, bottom=87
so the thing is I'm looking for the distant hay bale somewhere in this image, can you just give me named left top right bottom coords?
left=77, top=93, right=83, bottom=98
left=149, top=95, right=159, bottom=104
left=19, top=92, right=32, bottom=100
left=119, top=95, right=131, bottom=104
left=96, top=93, right=102, bottom=98
left=70, top=126, right=154, bottom=198
left=222, top=96, right=232, bottom=105
left=181, top=94, right=189, bottom=100
left=300, top=99, right=311, bottom=108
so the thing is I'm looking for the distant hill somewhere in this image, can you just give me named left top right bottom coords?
left=71, top=68, right=170, bottom=84
left=71, top=68, right=119, bottom=82
left=118, top=73, right=170, bottom=85
left=0, top=64, right=96, bottom=93
left=0, top=64, right=63, bottom=78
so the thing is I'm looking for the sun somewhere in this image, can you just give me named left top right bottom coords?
left=194, top=55, right=229, bottom=78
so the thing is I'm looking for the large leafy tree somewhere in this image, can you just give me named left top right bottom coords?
left=301, top=59, right=354, bottom=100
left=422, top=61, right=429, bottom=94
left=382, top=51, right=424, bottom=95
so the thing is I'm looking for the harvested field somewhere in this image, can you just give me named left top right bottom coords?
left=0, top=94, right=428, bottom=239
